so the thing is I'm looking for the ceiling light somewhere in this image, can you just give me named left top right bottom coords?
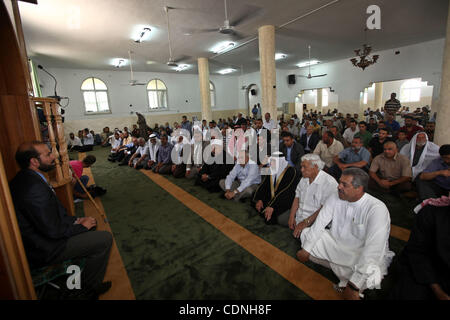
left=297, top=60, right=320, bottom=68
left=134, top=27, right=151, bottom=43
left=218, top=68, right=235, bottom=75
left=175, top=64, right=189, bottom=72
left=275, top=53, right=287, bottom=60
left=211, top=42, right=235, bottom=54
left=112, top=58, right=127, bottom=68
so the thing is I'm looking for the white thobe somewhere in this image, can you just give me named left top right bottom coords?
left=295, top=170, right=338, bottom=224
left=148, top=141, right=160, bottom=162
left=300, top=193, right=394, bottom=290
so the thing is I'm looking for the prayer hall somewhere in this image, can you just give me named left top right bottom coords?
left=1, top=0, right=450, bottom=302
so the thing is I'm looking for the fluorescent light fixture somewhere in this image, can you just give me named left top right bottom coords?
left=175, top=64, right=189, bottom=72
left=132, top=26, right=152, bottom=43
left=297, top=60, right=320, bottom=68
left=275, top=53, right=287, bottom=60
left=218, top=68, right=235, bottom=75
left=211, top=42, right=235, bottom=54
left=112, top=58, right=127, bottom=68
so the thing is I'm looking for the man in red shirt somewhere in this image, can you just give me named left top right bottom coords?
left=399, top=115, right=423, bottom=141
left=70, top=155, right=96, bottom=200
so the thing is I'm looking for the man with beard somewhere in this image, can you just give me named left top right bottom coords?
left=424, top=121, right=436, bottom=142
left=399, top=115, right=423, bottom=141
left=9, top=141, right=113, bottom=299
left=297, top=168, right=394, bottom=300
left=253, top=152, right=298, bottom=225
left=399, top=132, right=440, bottom=181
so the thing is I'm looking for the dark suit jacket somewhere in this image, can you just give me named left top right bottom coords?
left=9, top=169, right=88, bottom=268
left=299, top=132, right=320, bottom=152
left=279, top=141, right=305, bottom=171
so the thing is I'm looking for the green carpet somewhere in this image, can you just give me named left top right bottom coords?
left=76, top=147, right=414, bottom=300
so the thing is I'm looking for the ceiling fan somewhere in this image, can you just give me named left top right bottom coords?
left=184, top=0, right=262, bottom=40
left=126, top=50, right=146, bottom=86
left=298, top=45, right=327, bottom=79
left=164, top=6, right=190, bottom=67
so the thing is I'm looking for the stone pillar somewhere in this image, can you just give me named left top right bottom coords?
left=374, top=82, right=384, bottom=110
left=198, top=57, right=212, bottom=122
left=317, top=88, right=323, bottom=111
left=435, top=5, right=450, bottom=145
left=258, top=25, right=277, bottom=119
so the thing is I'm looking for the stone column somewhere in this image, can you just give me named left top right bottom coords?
left=435, top=4, right=450, bottom=145
left=317, top=88, right=323, bottom=112
left=198, top=57, right=212, bottom=122
left=374, top=82, right=384, bottom=110
left=258, top=25, right=277, bottom=119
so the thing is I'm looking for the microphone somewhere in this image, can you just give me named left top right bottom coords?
left=38, top=64, right=58, bottom=99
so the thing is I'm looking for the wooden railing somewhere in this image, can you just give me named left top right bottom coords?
left=31, top=97, right=71, bottom=188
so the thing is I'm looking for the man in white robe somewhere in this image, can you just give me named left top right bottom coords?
left=399, top=131, right=440, bottom=180
left=297, top=168, right=394, bottom=300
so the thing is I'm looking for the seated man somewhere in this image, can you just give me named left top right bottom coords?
left=416, top=144, right=450, bottom=201
left=390, top=203, right=450, bottom=300
left=313, top=131, right=344, bottom=170
left=145, top=133, right=160, bottom=171
left=399, top=132, right=440, bottom=180
left=81, top=128, right=94, bottom=152
left=128, top=137, right=149, bottom=170
left=253, top=152, right=298, bottom=225
left=279, top=131, right=305, bottom=172
left=342, top=119, right=359, bottom=148
left=101, top=127, right=111, bottom=147
left=9, top=142, right=112, bottom=299
left=219, top=150, right=261, bottom=201
left=368, top=127, right=394, bottom=159
left=196, top=140, right=235, bottom=192
left=297, top=168, right=394, bottom=300
left=118, top=137, right=138, bottom=166
left=153, top=135, right=173, bottom=175
left=328, top=137, right=371, bottom=181
left=369, top=141, right=412, bottom=194
left=354, top=121, right=372, bottom=149
left=68, top=132, right=83, bottom=152
left=285, top=154, right=338, bottom=238
left=396, top=129, right=409, bottom=152
left=400, top=115, right=423, bottom=141
left=107, top=131, right=122, bottom=162
left=299, top=125, right=320, bottom=154
left=185, top=129, right=209, bottom=179
left=70, top=155, right=97, bottom=200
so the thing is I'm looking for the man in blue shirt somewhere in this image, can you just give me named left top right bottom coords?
left=328, top=137, right=371, bottom=181
left=180, top=115, right=192, bottom=137
left=153, top=135, right=173, bottom=174
left=385, top=113, right=400, bottom=135
left=416, top=144, right=450, bottom=200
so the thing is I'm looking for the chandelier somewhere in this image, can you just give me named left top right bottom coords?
left=350, top=44, right=379, bottom=70
left=350, top=29, right=379, bottom=70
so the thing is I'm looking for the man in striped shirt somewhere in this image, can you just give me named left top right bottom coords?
left=384, top=93, right=402, bottom=117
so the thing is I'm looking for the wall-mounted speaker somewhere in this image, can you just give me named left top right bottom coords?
left=288, top=74, right=296, bottom=85
left=250, top=89, right=257, bottom=96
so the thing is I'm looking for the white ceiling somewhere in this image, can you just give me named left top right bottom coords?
left=19, top=0, right=449, bottom=75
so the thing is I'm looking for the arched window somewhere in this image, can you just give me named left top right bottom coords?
left=147, top=79, right=168, bottom=110
left=210, top=81, right=216, bottom=108
left=400, top=79, right=422, bottom=102
left=81, top=77, right=110, bottom=113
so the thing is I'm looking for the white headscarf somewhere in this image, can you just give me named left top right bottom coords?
left=400, top=131, right=440, bottom=179
left=268, top=152, right=289, bottom=181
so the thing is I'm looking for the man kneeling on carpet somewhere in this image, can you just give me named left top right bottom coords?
left=70, top=155, right=106, bottom=201
left=296, top=168, right=394, bottom=300
left=253, top=152, right=298, bottom=224
left=10, top=141, right=113, bottom=299
left=219, top=150, right=261, bottom=201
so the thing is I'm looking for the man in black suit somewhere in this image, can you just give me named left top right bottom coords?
left=9, top=141, right=113, bottom=299
left=300, top=125, right=320, bottom=154
left=279, top=131, right=304, bottom=173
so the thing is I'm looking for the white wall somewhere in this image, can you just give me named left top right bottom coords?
left=37, top=68, right=240, bottom=120
left=238, top=38, right=445, bottom=115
